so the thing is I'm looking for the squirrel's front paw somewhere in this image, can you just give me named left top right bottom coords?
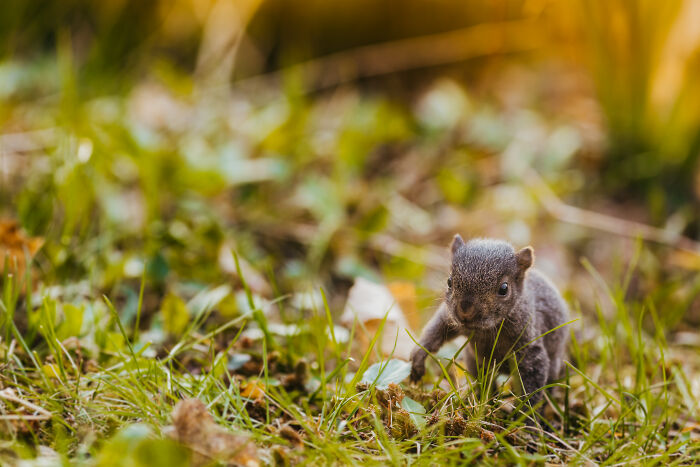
left=409, top=350, right=426, bottom=382
left=410, top=365, right=425, bottom=383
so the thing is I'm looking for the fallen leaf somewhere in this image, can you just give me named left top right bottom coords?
left=241, top=381, right=266, bottom=399
left=0, top=219, right=43, bottom=280
left=290, top=290, right=324, bottom=310
left=171, top=398, right=259, bottom=467
left=160, top=293, right=190, bottom=336
left=387, top=281, right=420, bottom=331
left=57, top=304, right=84, bottom=340
left=218, top=243, right=271, bottom=296
left=682, top=423, right=700, bottom=433
left=98, top=423, right=189, bottom=467
left=400, top=396, right=427, bottom=429
left=668, top=249, right=700, bottom=270
left=361, top=360, right=411, bottom=389
left=32, top=446, right=62, bottom=465
left=340, top=277, right=414, bottom=360
left=228, top=354, right=253, bottom=371
left=188, top=284, right=232, bottom=317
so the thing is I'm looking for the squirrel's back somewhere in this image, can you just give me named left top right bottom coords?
left=524, top=268, right=569, bottom=378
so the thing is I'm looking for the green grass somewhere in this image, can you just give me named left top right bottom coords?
left=1, top=251, right=699, bottom=465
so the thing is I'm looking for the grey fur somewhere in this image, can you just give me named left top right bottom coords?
left=410, top=236, right=569, bottom=412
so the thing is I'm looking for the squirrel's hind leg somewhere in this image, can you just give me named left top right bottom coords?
left=548, top=356, right=563, bottom=383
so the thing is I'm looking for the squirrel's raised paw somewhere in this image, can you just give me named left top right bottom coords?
left=409, top=358, right=426, bottom=383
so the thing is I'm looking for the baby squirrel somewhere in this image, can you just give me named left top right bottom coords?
left=410, top=235, right=569, bottom=410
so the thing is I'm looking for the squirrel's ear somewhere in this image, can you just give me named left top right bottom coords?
left=451, top=234, right=465, bottom=256
left=516, top=246, right=534, bottom=271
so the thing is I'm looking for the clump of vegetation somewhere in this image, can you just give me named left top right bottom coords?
left=1, top=244, right=699, bottom=464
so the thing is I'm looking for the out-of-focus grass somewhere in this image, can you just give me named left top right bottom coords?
left=3, top=0, right=700, bottom=213
left=580, top=0, right=700, bottom=217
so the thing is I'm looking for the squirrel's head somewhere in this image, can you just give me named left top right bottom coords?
left=445, top=235, right=533, bottom=330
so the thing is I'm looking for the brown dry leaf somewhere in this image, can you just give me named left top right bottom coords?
left=171, top=398, right=259, bottom=467
left=387, top=282, right=420, bottom=331
left=241, top=381, right=266, bottom=400
left=668, top=249, right=700, bottom=270
left=0, top=219, right=43, bottom=279
left=682, top=423, right=700, bottom=434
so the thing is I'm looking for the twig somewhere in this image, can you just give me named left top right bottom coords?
left=524, top=169, right=700, bottom=254
left=369, top=233, right=446, bottom=270
left=0, top=388, right=52, bottom=421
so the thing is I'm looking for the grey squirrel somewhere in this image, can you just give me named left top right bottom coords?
left=410, top=235, right=569, bottom=412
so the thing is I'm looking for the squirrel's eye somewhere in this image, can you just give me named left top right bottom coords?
left=498, top=282, right=508, bottom=296
left=447, top=277, right=453, bottom=288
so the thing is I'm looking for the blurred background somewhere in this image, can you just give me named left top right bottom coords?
left=2, top=0, right=700, bottom=338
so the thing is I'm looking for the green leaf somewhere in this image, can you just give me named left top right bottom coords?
left=160, top=293, right=189, bottom=336
left=104, top=331, right=125, bottom=353
left=57, top=303, right=84, bottom=339
left=96, top=424, right=190, bottom=467
left=401, top=396, right=426, bottom=429
left=360, top=359, right=411, bottom=389
left=437, top=167, right=473, bottom=204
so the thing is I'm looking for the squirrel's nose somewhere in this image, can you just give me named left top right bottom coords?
left=459, top=298, right=475, bottom=317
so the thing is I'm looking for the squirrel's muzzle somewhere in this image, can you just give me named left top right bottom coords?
left=458, top=298, right=476, bottom=320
